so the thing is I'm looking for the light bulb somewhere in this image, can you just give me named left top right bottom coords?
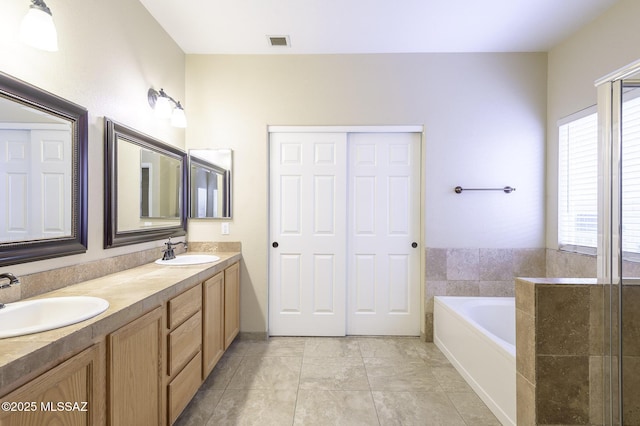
left=19, top=4, right=58, bottom=52
left=171, top=107, right=187, bottom=128
left=154, top=96, right=173, bottom=119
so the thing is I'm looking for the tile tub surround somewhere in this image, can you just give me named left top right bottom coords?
left=545, top=248, right=640, bottom=279
left=515, top=278, right=604, bottom=426
left=0, top=251, right=241, bottom=396
left=545, top=249, right=596, bottom=278
left=425, top=248, right=546, bottom=341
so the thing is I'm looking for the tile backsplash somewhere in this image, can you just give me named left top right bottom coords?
left=1, top=242, right=241, bottom=304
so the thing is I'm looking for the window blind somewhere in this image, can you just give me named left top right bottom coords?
left=558, top=110, right=598, bottom=253
left=558, top=92, right=640, bottom=258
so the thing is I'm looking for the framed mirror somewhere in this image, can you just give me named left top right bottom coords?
left=0, top=72, right=88, bottom=266
left=104, top=118, right=187, bottom=248
left=189, top=149, right=232, bottom=219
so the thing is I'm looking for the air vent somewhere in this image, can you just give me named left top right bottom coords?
left=267, top=35, right=290, bottom=47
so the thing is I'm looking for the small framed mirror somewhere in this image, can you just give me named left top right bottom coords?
left=104, top=118, right=187, bottom=248
left=0, top=72, right=88, bottom=266
left=189, top=149, right=232, bottom=219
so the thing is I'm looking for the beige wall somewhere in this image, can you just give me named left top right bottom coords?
left=0, top=1, right=185, bottom=278
left=186, top=53, right=548, bottom=333
left=546, top=0, right=640, bottom=251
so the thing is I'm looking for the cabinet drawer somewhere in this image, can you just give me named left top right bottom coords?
left=168, top=311, right=202, bottom=377
left=168, top=352, right=202, bottom=425
left=167, top=284, right=201, bottom=329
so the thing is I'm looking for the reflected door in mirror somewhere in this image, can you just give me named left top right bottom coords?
left=0, top=126, right=72, bottom=242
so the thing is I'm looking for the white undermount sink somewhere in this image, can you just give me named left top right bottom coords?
left=0, top=296, right=109, bottom=339
left=155, top=254, right=220, bottom=266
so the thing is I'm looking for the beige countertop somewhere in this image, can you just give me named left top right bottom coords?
left=0, top=251, right=241, bottom=394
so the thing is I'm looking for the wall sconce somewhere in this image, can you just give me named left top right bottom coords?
left=147, top=88, right=187, bottom=128
left=19, top=0, right=58, bottom=52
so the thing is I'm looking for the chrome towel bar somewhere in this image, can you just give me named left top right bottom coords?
left=454, top=186, right=515, bottom=194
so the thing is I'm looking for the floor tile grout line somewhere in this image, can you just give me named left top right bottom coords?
left=443, top=391, right=472, bottom=426
left=206, top=350, right=246, bottom=425
left=357, top=338, right=384, bottom=426
left=290, top=338, right=308, bottom=426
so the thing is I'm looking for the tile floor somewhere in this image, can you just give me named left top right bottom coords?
left=175, top=337, right=501, bottom=426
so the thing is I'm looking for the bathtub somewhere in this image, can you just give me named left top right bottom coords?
left=434, top=296, right=515, bottom=426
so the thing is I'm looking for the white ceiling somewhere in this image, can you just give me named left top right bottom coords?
left=138, top=0, right=620, bottom=54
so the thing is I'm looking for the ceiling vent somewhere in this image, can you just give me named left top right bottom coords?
left=267, top=35, right=290, bottom=47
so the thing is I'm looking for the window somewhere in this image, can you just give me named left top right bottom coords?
left=558, top=107, right=598, bottom=254
left=558, top=91, right=640, bottom=258
left=621, top=90, right=640, bottom=258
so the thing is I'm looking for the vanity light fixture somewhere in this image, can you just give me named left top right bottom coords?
left=19, top=0, right=58, bottom=52
left=147, top=88, right=187, bottom=128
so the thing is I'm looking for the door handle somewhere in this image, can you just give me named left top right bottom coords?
left=411, top=242, right=418, bottom=248
left=272, top=242, right=279, bottom=248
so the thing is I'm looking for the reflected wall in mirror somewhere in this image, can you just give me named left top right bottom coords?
left=104, top=118, right=187, bottom=248
left=189, top=149, right=232, bottom=219
left=0, top=72, right=88, bottom=266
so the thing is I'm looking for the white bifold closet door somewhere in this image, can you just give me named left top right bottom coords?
left=269, top=130, right=420, bottom=336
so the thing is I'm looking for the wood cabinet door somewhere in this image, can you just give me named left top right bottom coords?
left=0, top=342, right=105, bottom=426
left=108, top=307, right=163, bottom=426
left=202, top=271, right=224, bottom=377
left=224, top=262, right=240, bottom=349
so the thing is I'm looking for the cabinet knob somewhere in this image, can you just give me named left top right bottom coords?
left=272, top=242, right=279, bottom=248
left=411, top=242, right=418, bottom=248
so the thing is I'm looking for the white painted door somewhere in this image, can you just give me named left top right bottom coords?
left=0, top=129, right=71, bottom=242
left=269, top=132, right=348, bottom=336
left=347, top=133, right=421, bottom=335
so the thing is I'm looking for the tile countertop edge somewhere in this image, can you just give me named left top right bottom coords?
left=0, top=252, right=241, bottom=395
left=516, top=277, right=599, bottom=285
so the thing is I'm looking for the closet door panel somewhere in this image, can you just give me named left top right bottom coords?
left=269, top=132, right=347, bottom=336
left=347, top=132, right=421, bottom=335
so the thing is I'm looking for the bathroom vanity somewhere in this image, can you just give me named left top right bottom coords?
left=0, top=252, right=241, bottom=426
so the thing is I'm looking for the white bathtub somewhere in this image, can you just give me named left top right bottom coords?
left=434, top=296, right=515, bottom=426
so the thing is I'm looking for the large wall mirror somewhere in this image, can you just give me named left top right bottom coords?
left=189, top=149, right=232, bottom=219
left=104, top=118, right=187, bottom=248
left=0, top=72, right=88, bottom=266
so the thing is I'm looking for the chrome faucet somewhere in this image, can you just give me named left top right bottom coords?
left=0, top=272, right=20, bottom=309
left=162, top=238, right=188, bottom=261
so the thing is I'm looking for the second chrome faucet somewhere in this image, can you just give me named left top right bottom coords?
left=162, top=238, right=188, bottom=261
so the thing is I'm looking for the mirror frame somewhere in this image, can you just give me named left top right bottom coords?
left=0, top=72, right=88, bottom=267
left=104, top=118, right=187, bottom=248
left=189, top=153, right=232, bottom=219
